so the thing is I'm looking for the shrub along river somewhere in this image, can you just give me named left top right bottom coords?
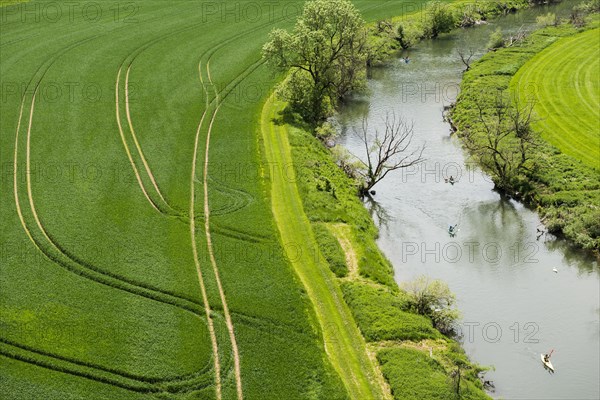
left=337, top=2, right=599, bottom=399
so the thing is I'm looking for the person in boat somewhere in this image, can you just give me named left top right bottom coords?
left=543, top=353, right=550, bottom=362
left=444, top=176, right=456, bottom=185
left=448, top=224, right=458, bottom=237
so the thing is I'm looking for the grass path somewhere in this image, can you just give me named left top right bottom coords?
left=328, top=224, right=359, bottom=280
left=261, top=96, right=387, bottom=400
left=512, top=28, right=600, bottom=168
left=327, top=224, right=392, bottom=398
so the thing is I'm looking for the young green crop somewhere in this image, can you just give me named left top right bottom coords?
left=512, top=28, right=600, bottom=169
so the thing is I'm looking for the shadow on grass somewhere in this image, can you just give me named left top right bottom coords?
left=270, top=105, right=315, bottom=133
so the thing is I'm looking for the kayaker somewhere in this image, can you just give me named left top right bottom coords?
left=449, top=224, right=458, bottom=237
left=543, top=353, right=550, bottom=362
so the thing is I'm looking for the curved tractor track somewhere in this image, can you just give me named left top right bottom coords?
left=8, top=39, right=220, bottom=396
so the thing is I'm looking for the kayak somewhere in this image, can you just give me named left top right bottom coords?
left=541, top=354, right=554, bottom=371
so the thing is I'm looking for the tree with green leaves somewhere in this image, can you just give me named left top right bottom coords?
left=262, top=0, right=368, bottom=124
left=402, top=276, right=461, bottom=335
left=424, top=1, right=457, bottom=38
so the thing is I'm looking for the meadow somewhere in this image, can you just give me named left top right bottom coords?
left=1, top=0, right=455, bottom=399
left=512, top=28, right=600, bottom=168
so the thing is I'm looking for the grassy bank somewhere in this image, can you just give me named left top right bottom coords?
left=261, top=96, right=491, bottom=398
left=366, top=0, right=536, bottom=59
left=451, top=16, right=600, bottom=253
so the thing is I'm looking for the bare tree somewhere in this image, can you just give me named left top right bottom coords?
left=462, top=91, right=537, bottom=190
left=457, top=47, right=476, bottom=72
left=353, top=112, right=425, bottom=196
left=506, top=26, right=528, bottom=47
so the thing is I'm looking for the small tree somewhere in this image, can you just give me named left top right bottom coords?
left=536, top=12, right=558, bottom=27
left=402, top=276, right=461, bottom=335
left=396, top=22, right=423, bottom=49
left=462, top=91, right=537, bottom=190
left=352, top=113, right=425, bottom=196
left=457, top=47, right=476, bottom=72
left=366, top=20, right=398, bottom=66
left=424, top=1, right=457, bottom=38
left=263, top=0, right=368, bottom=124
left=487, top=28, right=504, bottom=49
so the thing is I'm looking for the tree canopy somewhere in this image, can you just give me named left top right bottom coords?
left=262, top=0, right=368, bottom=124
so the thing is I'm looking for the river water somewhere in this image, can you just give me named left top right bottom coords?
left=337, top=2, right=599, bottom=399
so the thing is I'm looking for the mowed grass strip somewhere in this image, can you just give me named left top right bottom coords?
left=512, top=28, right=600, bottom=168
left=261, top=95, right=385, bottom=400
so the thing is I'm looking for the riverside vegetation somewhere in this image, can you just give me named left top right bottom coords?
left=451, top=2, right=600, bottom=253
left=262, top=1, right=497, bottom=398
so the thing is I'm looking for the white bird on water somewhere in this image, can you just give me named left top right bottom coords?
left=553, top=268, right=558, bottom=273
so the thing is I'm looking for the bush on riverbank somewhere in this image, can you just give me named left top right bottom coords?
left=451, top=16, right=600, bottom=252
left=378, top=347, right=489, bottom=400
left=342, top=281, right=441, bottom=342
left=393, top=0, right=533, bottom=49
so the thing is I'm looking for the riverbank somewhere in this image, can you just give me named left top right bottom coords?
left=259, top=1, right=596, bottom=398
left=366, top=0, right=541, bottom=62
left=451, top=14, right=600, bottom=254
left=261, top=96, right=491, bottom=399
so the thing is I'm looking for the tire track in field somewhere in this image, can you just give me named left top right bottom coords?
left=9, top=51, right=217, bottom=396
left=189, top=61, right=223, bottom=400
left=115, top=65, right=163, bottom=213
left=202, top=61, right=243, bottom=400
left=12, top=39, right=207, bottom=314
left=114, top=15, right=287, bottom=218
left=10, top=84, right=211, bottom=392
left=0, top=337, right=216, bottom=393
left=189, top=53, right=267, bottom=400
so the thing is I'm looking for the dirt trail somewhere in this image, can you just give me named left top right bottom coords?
left=329, top=224, right=392, bottom=399
left=202, top=61, right=244, bottom=400
left=328, top=223, right=359, bottom=280
left=190, top=62, right=223, bottom=400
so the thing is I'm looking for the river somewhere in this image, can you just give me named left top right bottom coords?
left=337, top=2, right=600, bottom=399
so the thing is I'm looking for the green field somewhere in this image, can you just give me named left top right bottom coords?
left=0, top=1, right=445, bottom=399
left=512, top=28, right=600, bottom=169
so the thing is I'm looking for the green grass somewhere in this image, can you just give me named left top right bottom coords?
left=512, top=28, right=600, bottom=168
left=261, top=96, right=386, bottom=399
left=312, top=223, right=349, bottom=278
left=377, top=347, right=456, bottom=400
left=1, top=0, right=491, bottom=398
left=452, top=17, right=600, bottom=252
left=341, top=282, right=441, bottom=342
